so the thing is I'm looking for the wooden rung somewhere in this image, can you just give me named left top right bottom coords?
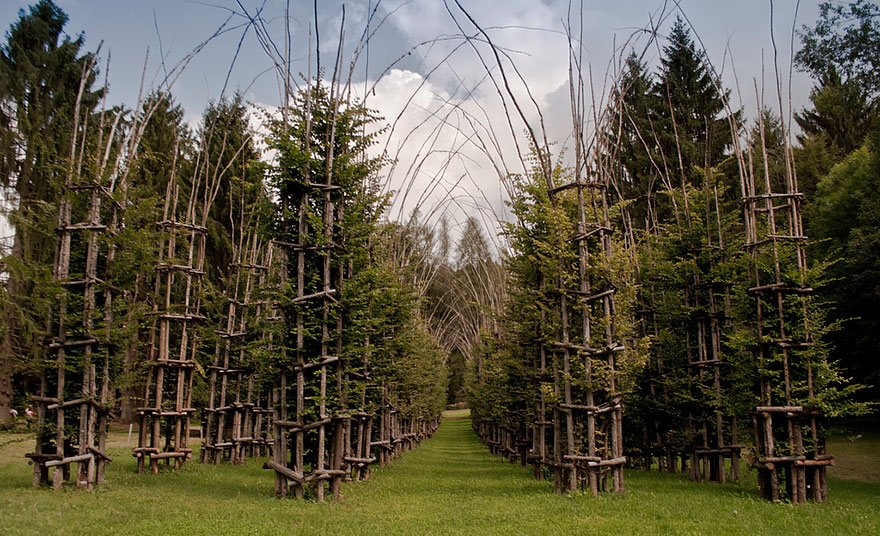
left=755, top=405, right=804, bottom=413
left=61, top=277, right=105, bottom=287
left=296, top=356, right=340, bottom=372
left=741, top=192, right=803, bottom=202
left=154, top=313, right=207, bottom=321
left=272, top=240, right=340, bottom=252
left=275, top=418, right=332, bottom=433
left=344, top=456, right=377, bottom=464
left=151, top=452, right=189, bottom=460
left=570, top=226, right=612, bottom=242
left=68, top=182, right=99, bottom=191
left=57, top=223, right=107, bottom=232
left=156, top=220, right=208, bottom=232
left=757, top=455, right=805, bottom=463
left=228, top=263, right=269, bottom=271
left=151, top=361, right=196, bottom=370
left=564, top=454, right=601, bottom=462
left=689, top=359, right=721, bottom=366
left=45, top=453, right=93, bottom=467
left=88, top=447, right=113, bottom=462
left=766, top=339, right=815, bottom=349
left=587, top=456, right=627, bottom=467
left=543, top=461, right=574, bottom=469
left=47, top=398, right=103, bottom=411
left=305, top=181, right=342, bottom=191
left=215, top=331, right=248, bottom=339
left=794, top=459, right=834, bottom=467
left=694, top=448, right=734, bottom=455
left=273, top=420, right=298, bottom=428
left=747, top=283, right=812, bottom=295
left=767, top=234, right=807, bottom=242
left=158, top=409, right=197, bottom=416
left=557, top=288, right=616, bottom=302
left=155, top=263, right=199, bottom=272
left=291, top=289, right=338, bottom=304
left=558, top=403, right=618, bottom=415
left=48, top=338, right=97, bottom=349
left=310, top=469, right=348, bottom=477
left=263, top=460, right=303, bottom=482
left=551, top=341, right=595, bottom=352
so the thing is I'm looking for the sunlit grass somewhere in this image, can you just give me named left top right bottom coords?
left=0, top=416, right=878, bottom=535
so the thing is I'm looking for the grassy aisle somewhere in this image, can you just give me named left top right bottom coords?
left=1, top=413, right=879, bottom=535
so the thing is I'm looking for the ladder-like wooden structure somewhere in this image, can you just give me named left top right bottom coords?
left=547, top=172, right=625, bottom=495
left=685, top=184, right=743, bottom=483
left=28, top=172, right=114, bottom=490
left=266, top=169, right=349, bottom=501
left=202, top=233, right=273, bottom=464
left=133, top=173, right=210, bottom=473
left=741, top=116, right=831, bottom=502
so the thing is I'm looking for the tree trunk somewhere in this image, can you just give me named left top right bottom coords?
left=0, top=336, right=13, bottom=420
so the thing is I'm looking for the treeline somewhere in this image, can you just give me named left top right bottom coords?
left=0, top=0, right=448, bottom=438
left=465, top=5, right=876, bottom=496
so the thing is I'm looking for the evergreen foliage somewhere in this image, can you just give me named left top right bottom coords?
left=0, top=0, right=102, bottom=419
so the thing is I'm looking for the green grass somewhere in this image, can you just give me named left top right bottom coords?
left=1, top=415, right=878, bottom=535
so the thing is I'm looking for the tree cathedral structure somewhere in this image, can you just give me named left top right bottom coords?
left=202, top=233, right=274, bottom=464
left=28, top=130, right=115, bottom=490
left=741, top=115, right=832, bottom=502
left=546, top=172, right=626, bottom=494
left=133, top=170, right=213, bottom=473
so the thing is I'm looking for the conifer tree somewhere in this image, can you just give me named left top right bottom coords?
left=654, top=18, right=736, bottom=192
left=0, top=0, right=101, bottom=419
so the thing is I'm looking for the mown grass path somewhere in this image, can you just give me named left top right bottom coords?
left=1, top=413, right=879, bottom=535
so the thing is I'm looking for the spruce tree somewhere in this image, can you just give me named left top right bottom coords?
left=654, top=17, right=735, bottom=191
left=0, top=0, right=101, bottom=419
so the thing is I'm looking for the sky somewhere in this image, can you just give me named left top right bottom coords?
left=0, top=0, right=822, bottom=247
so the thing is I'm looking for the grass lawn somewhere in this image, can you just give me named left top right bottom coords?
left=1, top=413, right=878, bottom=535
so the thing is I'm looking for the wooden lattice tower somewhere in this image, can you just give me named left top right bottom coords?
left=27, top=76, right=122, bottom=489
left=133, top=172, right=210, bottom=473
left=346, top=357, right=376, bottom=481
left=685, top=185, right=742, bottom=483
left=202, top=232, right=273, bottom=463
left=266, top=167, right=348, bottom=501
left=741, top=114, right=831, bottom=502
left=686, top=274, right=742, bottom=483
left=547, top=170, right=625, bottom=495
left=529, top=306, right=550, bottom=479
left=28, top=163, right=114, bottom=490
left=633, top=286, right=678, bottom=472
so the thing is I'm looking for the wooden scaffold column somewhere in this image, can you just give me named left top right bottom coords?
left=133, top=167, right=211, bottom=473
left=741, top=111, right=831, bottom=502
left=528, top=306, right=551, bottom=479
left=27, top=79, right=118, bottom=490
left=266, top=160, right=348, bottom=501
left=686, top=184, right=742, bottom=483
left=202, top=232, right=273, bottom=464
left=547, top=169, right=625, bottom=495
